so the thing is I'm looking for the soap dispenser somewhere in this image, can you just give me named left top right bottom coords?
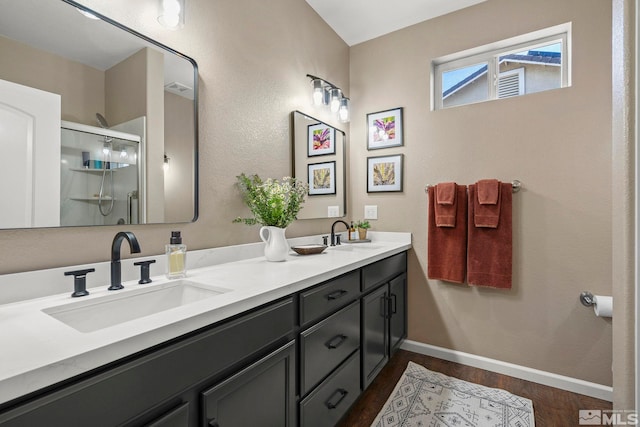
left=166, top=231, right=187, bottom=279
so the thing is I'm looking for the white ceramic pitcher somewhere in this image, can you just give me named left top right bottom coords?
left=259, top=226, right=289, bottom=262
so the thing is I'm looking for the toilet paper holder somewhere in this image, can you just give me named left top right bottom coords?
left=579, top=291, right=595, bottom=307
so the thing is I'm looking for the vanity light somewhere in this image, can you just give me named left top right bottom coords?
left=338, top=98, right=350, bottom=123
left=158, top=0, right=185, bottom=29
left=306, top=74, right=350, bottom=122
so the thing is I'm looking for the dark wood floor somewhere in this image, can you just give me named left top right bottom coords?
left=338, top=349, right=612, bottom=427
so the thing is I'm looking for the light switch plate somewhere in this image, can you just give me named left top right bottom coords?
left=364, top=205, right=378, bottom=220
left=327, top=206, right=340, bottom=217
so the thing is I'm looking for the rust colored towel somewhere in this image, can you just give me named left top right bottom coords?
left=428, top=185, right=467, bottom=283
left=467, top=182, right=512, bottom=289
left=474, top=179, right=502, bottom=228
left=434, top=182, right=457, bottom=227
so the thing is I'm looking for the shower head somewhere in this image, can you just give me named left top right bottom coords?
left=96, top=113, right=109, bottom=129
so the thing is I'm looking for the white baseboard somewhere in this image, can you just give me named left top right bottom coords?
left=400, top=340, right=613, bottom=402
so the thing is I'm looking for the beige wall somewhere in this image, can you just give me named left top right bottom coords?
left=350, top=0, right=613, bottom=386
left=0, top=0, right=348, bottom=272
left=0, top=35, right=104, bottom=124
left=164, top=92, right=195, bottom=222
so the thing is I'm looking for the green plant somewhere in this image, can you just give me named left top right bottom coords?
left=356, top=220, right=370, bottom=229
left=233, top=173, right=308, bottom=228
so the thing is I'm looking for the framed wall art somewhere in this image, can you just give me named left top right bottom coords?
left=308, top=161, right=336, bottom=195
left=367, top=154, right=403, bottom=193
left=367, top=107, right=403, bottom=150
left=308, top=123, right=336, bottom=156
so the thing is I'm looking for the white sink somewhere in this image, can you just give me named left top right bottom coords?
left=42, top=280, right=231, bottom=333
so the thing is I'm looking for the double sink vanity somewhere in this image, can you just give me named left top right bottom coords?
left=0, top=232, right=411, bottom=426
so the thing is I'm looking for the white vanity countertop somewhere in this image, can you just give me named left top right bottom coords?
left=0, top=232, right=411, bottom=405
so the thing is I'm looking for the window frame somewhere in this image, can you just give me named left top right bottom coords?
left=433, top=23, right=571, bottom=110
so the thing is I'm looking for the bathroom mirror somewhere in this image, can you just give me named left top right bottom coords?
left=0, top=0, right=198, bottom=229
left=291, top=111, right=346, bottom=219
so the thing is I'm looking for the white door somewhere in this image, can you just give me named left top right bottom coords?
left=0, top=79, right=61, bottom=228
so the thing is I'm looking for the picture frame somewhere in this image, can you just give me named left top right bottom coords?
left=308, top=123, right=336, bottom=157
left=308, top=161, right=336, bottom=195
left=367, top=154, right=403, bottom=193
left=367, top=107, right=403, bottom=150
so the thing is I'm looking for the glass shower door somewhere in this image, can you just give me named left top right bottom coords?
left=60, top=124, right=141, bottom=226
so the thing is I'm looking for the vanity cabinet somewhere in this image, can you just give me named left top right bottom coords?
left=0, top=297, right=295, bottom=427
left=201, top=340, right=296, bottom=427
left=0, top=251, right=408, bottom=427
left=361, top=253, right=407, bottom=389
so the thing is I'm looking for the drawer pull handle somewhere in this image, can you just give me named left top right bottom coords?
left=325, top=334, right=347, bottom=349
left=209, top=418, right=220, bottom=427
left=326, top=289, right=348, bottom=300
left=325, top=388, right=349, bottom=409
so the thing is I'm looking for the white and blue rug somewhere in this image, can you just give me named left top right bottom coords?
left=371, top=362, right=535, bottom=427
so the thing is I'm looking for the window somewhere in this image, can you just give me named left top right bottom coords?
left=433, top=23, right=570, bottom=109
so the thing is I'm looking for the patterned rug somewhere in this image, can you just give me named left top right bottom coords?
left=371, top=362, right=535, bottom=427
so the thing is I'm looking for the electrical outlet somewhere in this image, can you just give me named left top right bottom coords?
left=364, top=205, right=378, bottom=220
left=327, top=206, right=340, bottom=218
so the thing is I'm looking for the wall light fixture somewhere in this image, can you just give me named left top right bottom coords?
left=158, top=0, right=185, bottom=29
left=307, top=74, right=350, bottom=123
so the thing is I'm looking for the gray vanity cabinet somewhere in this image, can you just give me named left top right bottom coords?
left=361, top=253, right=407, bottom=389
left=0, top=297, right=295, bottom=427
left=201, top=340, right=296, bottom=427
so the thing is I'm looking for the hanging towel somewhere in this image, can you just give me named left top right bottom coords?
left=467, top=182, right=512, bottom=289
left=434, top=182, right=457, bottom=227
left=474, top=179, right=502, bottom=228
left=428, top=184, right=467, bottom=283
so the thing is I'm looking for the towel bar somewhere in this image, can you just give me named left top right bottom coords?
left=425, top=180, right=522, bottom=194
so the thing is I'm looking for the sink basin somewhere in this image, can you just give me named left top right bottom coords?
left=43, top=280, right=230, bottom=333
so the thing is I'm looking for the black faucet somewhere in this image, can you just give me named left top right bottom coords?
left=110, top=231, right=141, bottom=290
left=330, top=220, right=349, bottom=246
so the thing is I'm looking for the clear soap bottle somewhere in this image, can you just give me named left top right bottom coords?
left=166, top=231, right=187, bottom=279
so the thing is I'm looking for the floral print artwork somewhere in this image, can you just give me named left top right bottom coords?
left=373, top=116, right=396, bottom=142
left=313, top=128, right=331, bottom=151
left=373, top=162, right=395, bottom=186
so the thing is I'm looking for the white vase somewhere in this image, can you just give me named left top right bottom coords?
left=259, top=226, right=289, bottom=262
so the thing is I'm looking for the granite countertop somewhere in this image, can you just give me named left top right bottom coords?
left=0, top=232, right=411, bottom=405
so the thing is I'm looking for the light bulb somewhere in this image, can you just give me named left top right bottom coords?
left=312, top=80, right=324, bottom=106
left=338, top=98, right=350, bottom=122
left=330, top=88, right=341, bottom=113
left=158, top=0, right=183, bottom=28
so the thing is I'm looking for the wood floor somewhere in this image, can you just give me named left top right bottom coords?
left=338, top=349, right=612, bottom=427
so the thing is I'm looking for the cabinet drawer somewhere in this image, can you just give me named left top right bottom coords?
left=299, top=350, right=361, bottom=427
left=300, top=301, right=360, bottom=395
left=362, top=252, right=406, bottom=291
left=146, top=402, right=189, bottom=427
left=299, top=270, right=360, bottom=325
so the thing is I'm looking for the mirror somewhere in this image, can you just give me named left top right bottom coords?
left=0, top=0, right=198, bottom=229
left=291, top=111, right=346, bottom=219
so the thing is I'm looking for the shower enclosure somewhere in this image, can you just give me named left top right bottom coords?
left=60, top=121, right=143, bottom=226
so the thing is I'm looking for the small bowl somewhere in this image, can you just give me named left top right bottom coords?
left=291, top=244, right=328, bottom=255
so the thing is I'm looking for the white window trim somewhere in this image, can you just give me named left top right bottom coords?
left=432, top=23, right=571, bottom=110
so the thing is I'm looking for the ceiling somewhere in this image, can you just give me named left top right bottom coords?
left=305, top=0, right=487, bottom=46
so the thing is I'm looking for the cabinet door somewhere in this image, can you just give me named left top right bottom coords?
left=389, top=273, right=407, bottom=355
left=361, top=285, right=388, bottom=389
left=201, top=340, right=296, bottom=427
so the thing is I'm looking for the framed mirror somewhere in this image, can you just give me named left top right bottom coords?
left=291, top=111, right=346, bottom=219
left=0, top=0, right=198, bottom=229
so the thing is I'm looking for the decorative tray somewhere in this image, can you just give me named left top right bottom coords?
left=291, top=244, right=328, bottom=255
